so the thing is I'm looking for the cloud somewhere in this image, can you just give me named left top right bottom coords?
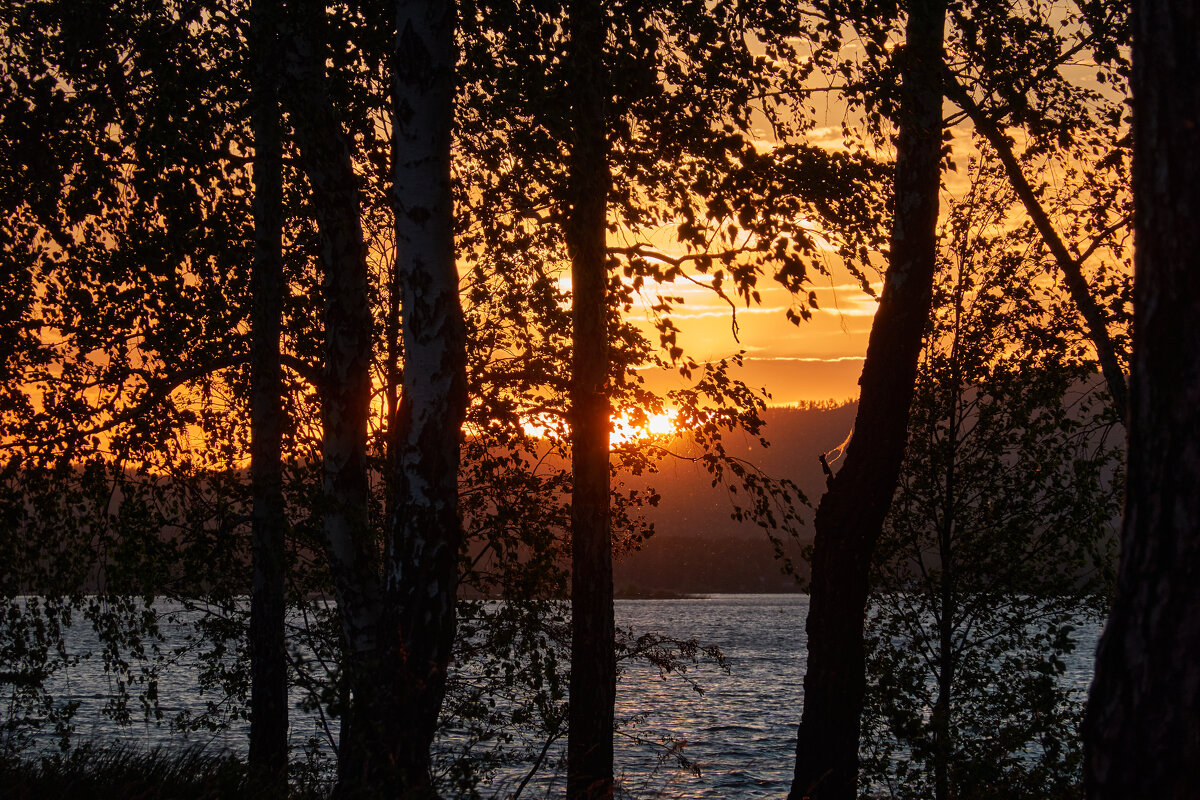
left=813, top=304, right=878, bottom=317
left=652, top=306, right=781, bottom=320
left=740, top=355, right=865, bottom=363
left=812, top=282, right=884, bottom=293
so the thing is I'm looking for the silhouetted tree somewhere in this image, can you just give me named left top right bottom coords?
left=861, top=163, right=1121, bottom=800
left=564, top=0, right=614, bottom=796
left=379, top=0, right=467, bottom=795
left=248, top=0, right=289, bottom=786
left=940, top=2, right=1132, bottom=420
left=790, top=1, right=946, bottom=797
left=278, top=2, right=381, bottom=793
left=1085, top=1, right=1200, bottom=796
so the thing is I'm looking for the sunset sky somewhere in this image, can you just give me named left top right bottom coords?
left=614, top=91, right=982, bottom=408
left=627, top=260, right=883, bottom=406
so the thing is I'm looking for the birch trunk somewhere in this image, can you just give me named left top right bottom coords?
left=788, top=2, right=945, bottom=798
left=565, top=0, right=614, bottom=797
left=1084, top=2, right=1200, bottom=796
left=279, top=5, right=380, bottom=793
left=380, top=0, right=467, bottom=795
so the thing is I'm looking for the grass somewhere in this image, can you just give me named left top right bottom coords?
left=0, top=744, right=326, bottom=799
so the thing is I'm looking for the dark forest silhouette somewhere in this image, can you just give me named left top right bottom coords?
left=2, top=2, right=1194, bottom=799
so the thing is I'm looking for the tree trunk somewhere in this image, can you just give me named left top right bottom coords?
left=248, top=0, right=288, bottom=785
left=565, top=0, right=614, bottom=797
left=788, top=2, right=945, bottom=798
left=933, top=417, right=956, bottom=800
left=934, top=276, right=964, bottom=800
left=379, top=0, right=466, bottom=795
left=1084, top=2, right=1200, bottom=797
left=945, top=78, right=1129, bottom=422
left=278, top=5, right=380, bottom=794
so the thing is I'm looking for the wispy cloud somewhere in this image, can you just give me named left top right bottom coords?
left=814, top=305, right=878, bottom=317
left=650, top=306, right=781, bottom=320
left=635, top=354, right=864, bottom=365
left=742, top=355, right=865, bottom=363
left=813, top=282, right=883, bottom=293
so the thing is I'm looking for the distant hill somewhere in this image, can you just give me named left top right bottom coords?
left=615, top=533, right=809, bottom=596
left=614, top=401, right=858, bottom=594
left=12, top=403, right=859, bottom=597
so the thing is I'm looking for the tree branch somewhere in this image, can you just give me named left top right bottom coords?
left=944, top=72, right=1129, bottom=422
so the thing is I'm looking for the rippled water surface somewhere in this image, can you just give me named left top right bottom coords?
left=36, top=594, right=1098, bottom=798
left=611, top=595, right=808, bottom=798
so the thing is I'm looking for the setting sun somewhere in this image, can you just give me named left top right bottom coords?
left=519, top=408, right=680, bottom=442
left=612, top=408, right=680, bottom=442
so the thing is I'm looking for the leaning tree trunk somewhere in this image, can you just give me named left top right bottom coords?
left=379, top=0, right=467, bottom=796
left=788, top=2, right=945, bottom=798
left=1084, top=2, right=1200, bottom=797
left=945, top=78, right=1129, bottom=422
left=565, top=0, right=614, bottom=797
left=278, top=4, right=380, bottom=794
left=248, top=0, right=289, bottom=786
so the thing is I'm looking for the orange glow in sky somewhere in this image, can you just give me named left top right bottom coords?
left=623, top=257, right=881, bottom=406
left=521, top=408, right=682, bottom=442
left=613, top=408, right=680, bottom=441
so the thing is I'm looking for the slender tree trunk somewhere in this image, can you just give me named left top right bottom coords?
left=565, top=0, right=614, bottom=797
left=788, top=2, right=945, bottom=798
left=933, top=557, right=954, bottom=800
left=379, top=0, right=466, bottom=795
left=945, top=78, right=1129, bottom=422
left=248, top=0, right=288, bottom=785
left=383, top=154, right=402, bottom=549
left=278, top=5, right=380, bottom=794
left=933, top=272, right=964, bottom=800
left=933, top=406, right=956, bottom=800
left=1084, top=2, right=1200, bottom=797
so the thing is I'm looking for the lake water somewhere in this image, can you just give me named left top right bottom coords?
left=611, top=595, right=809, bottom=799
left=27, top=594, right=1099, bottom=798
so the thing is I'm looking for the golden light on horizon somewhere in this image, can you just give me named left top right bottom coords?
left=613, top=408, right=679, bottom=442
left=519, top=407, right=681, bottom=443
